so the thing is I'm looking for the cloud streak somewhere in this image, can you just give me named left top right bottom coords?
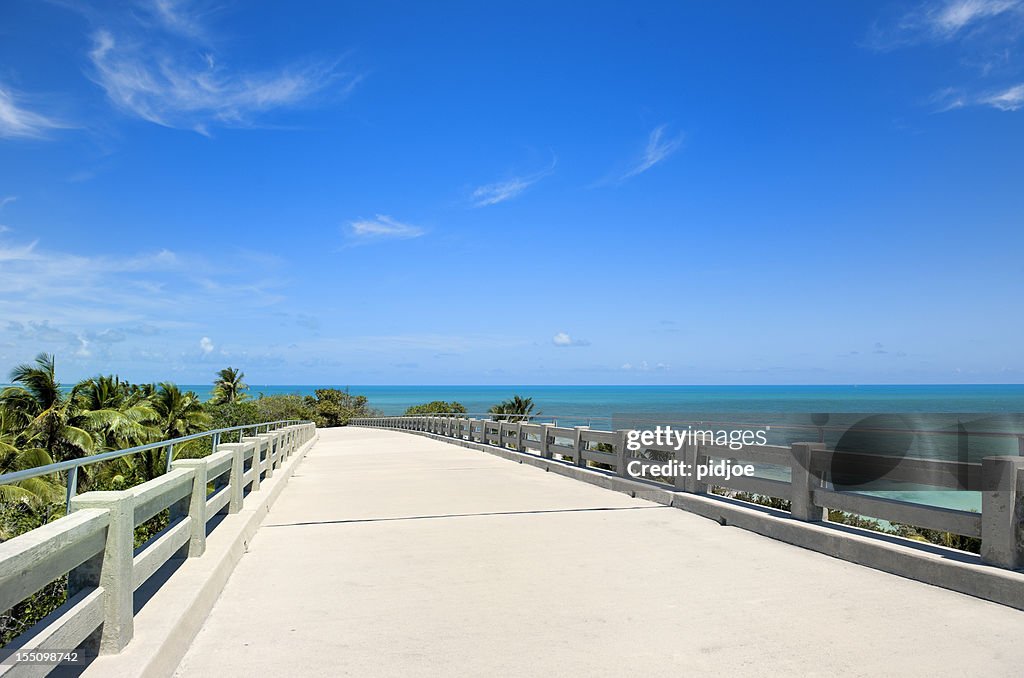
left=868, top=2, right=1024, bottom=114
left=0, top=85, right=67, bottom=139
left=926, top=0, right=1021, bottom=37
left=980, top=83, right=1024, bottom=110
left=621, top=125, right=684, bottom=181
left=931, top=82, right=1024, bottom=111
left=84, top=2, right=356, bottom=134
left=868, top=0, right=1024, bottom=49
left=472, top=158, right=556, bottom=207
left=348, top=215, right=426, bottom=241
left=0, top=232, right=294, bottom=374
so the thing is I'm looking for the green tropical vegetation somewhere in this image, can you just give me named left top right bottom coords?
left=488, top=395, right=539, bottom=422
left=404, top=400, right=467, bottom=415
left=0, top=353, right=379, bottom=645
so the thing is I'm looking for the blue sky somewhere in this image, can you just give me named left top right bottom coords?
left=1, top=0, right=1022, bottom=385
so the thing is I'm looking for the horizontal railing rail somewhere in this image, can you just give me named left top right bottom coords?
left=351, top=415, right=1024, bottom=572
left=0, top=422, right=317, bottom=674
left=0, top=419, right=309, bottom=511
left=370, top=413, right=1024, bottom=443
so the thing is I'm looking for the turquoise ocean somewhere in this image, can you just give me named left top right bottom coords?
left=185, top=383, right=1024, bottom=419
left=182, top=383, right=1024, bottom=514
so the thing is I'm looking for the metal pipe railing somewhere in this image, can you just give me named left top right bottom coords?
left=0, top=419, right=312, bottom=510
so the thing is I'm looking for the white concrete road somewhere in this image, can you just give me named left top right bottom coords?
left=176, top=427, right=1024, bottom=677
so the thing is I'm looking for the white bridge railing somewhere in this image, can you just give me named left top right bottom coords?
left=0, top=421, right=316, bottom=673
left=351, top=415, right=1024, bottom=573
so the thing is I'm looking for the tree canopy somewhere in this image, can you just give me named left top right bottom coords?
left=404, top=400, right=467, bottom=415
left=488, top=395, right=539, bottom=422
left=211, top=367, right=249, bottom=404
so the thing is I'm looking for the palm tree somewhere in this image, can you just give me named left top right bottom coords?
left=0, top=406, right=61, bottom=504
left=488, top=395, right=539, bottom=422
left=74, top=375, right=157, bottom=452
left=211, top=367, right=249, bottom=404
left=0, top=353, right=94, bottom=462
left=143, top=384, right=212, bottom=480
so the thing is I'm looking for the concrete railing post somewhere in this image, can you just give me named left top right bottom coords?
left=541, top=423, right=554, bottom=459
left=170, top=458, right=208, bottom=556
left=615, top=430, right=630, bottom=477
left=224, top=443, right=245, bottom=512
left=243, top=436, right=270, bottom=480
left=674, top=441, right=690, bottom=491
left=685, top=442, right=709, bottom=494
left=68, top=490, right=135, bottom=654
left=574, top=426, right=589, bottom=467
left=278, top=428, right=289, bottom=458
left=981, top=456, right=1024, bottom=569
left=273, top=431, right=284, bottom=468
left=790, top=442, right=826, bottom=521
left=248, top=441, right=262, bottom=492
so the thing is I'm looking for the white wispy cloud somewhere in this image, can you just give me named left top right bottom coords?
left=552, top=332, right=589, bottom=347
left=0, top=85, right=67, bottom=139
left=348, top=215, right=426, bottom=241
left=472, top=177, right=532, bottom=207
left=199, top=336, right=214, bottom=354
left=868, top=1, right=1024, bottom=114
left=0, top=240, right=38, bottom=262
left=621, top=125, right=684, bottom=181
left=931, top=82, right=1024, bottom=111
left=924, top=0, right=1021, bottom=38
left=0, top=198, right=10, bottom=233
left=149, top=0, right=209, bottom=40
left=980, top=83, right=1024, bottom=110
left=472, top=159, right=556, bottom=207
left=929, top=87, right=968, bottom=112
left=84, top=2, right=356, bottom=134
left=0, top=233, right=293, bottom=372
left=0, top=235, right=286, bottom=327
left=620, top=360, right=670, bottom=371
left=868, top=0, right=1024, bottom=49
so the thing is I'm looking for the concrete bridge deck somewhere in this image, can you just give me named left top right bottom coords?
left=175, top=427, right=1024, bottom=677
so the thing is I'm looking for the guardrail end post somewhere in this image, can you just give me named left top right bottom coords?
left=981, top=455, right=1024, bottom=569
left=790, top=442, right=826, bottom=521
left=68, top=490, right=135, bottom=654
left=170, top=459, right=209, bottom=557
